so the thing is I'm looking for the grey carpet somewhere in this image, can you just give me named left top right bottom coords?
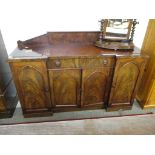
left=0, top=114, right=155, bottom=135
left=0, top=101, right=155, bottom=125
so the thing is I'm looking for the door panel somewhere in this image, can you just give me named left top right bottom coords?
left=18, top=66, right=48, bottom=110
left=109, top=57, right=146, bottom=107
left=49, top=68, right=81, bottom=107
left=81, top=67, right=110, bottom=107
left=10, top=61, right=51, bottom=112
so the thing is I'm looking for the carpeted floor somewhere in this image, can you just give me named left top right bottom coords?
left=0, top=101, right=155, bottom=135
left=0, top=114, right=155, bottom=135
left=0, top=101, right=155, bottom=125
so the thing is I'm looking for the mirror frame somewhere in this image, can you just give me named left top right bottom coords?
left=95, top=19, right=139, bottom=50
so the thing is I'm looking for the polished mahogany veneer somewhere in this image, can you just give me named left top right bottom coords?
left=8, top=32, right=148, bottom=117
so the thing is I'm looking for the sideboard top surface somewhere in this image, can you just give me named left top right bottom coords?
left=9, top=32, right=144, bottom=60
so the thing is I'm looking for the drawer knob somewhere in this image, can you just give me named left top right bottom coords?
left=55, top=60, right=61, bottom=67
left=103, top=59, right=108, bottom=65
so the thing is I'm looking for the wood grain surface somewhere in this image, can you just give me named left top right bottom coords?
left=8, top=32, right=148, bottom=117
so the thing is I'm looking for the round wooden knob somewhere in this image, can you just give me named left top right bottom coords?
left=55, top=60, right=61, bottom=67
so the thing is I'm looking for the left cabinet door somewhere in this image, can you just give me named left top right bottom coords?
left=9, top=60, right=52, bottom=117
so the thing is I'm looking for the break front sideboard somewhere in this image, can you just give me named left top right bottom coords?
left=8, top=32, right=148, bottom=117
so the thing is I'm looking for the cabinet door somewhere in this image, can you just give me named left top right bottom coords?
left=81, top=67, right=111, bottom=107
left=10, top=60, right=51, bottom=114
left=108, top=57, right=146, bottom=109
left=49, top=68, right=81, bottom=108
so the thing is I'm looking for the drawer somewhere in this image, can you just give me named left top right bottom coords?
left=47, top=58, right=79, bottom=69
left=47, top=56, right=115, bottom=69
left=79, top=57, right=115, bottom=68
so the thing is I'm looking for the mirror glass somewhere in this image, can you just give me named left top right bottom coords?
left=105, top=19, right=132, bottom=40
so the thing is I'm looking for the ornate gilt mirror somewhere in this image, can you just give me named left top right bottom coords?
left=95, top=19, right=139, bottom=50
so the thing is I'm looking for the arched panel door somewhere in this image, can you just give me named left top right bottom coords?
left=10, top=60, right=52, bottom=117
left=18, top=66, right=48, bottom=109
left=108, top=57, right=146, bottom=110
left=81, top=68, right=110, bottom=107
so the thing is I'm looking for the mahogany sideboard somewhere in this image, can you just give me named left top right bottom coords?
left=8, top=32, right=148, bottom=117
left=0, top=31, right=18, bottom=118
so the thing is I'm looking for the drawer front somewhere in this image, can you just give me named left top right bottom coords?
left=79, top=57, right=114, bottom=68
left=47, top=58, right=79, bottom=69
left=47, top=57, right=115, bottom=69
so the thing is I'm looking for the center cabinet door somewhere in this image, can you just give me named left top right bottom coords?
left=81, top=67, right=111, bottom=108
left=49, top=68, right=81, bottom=108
